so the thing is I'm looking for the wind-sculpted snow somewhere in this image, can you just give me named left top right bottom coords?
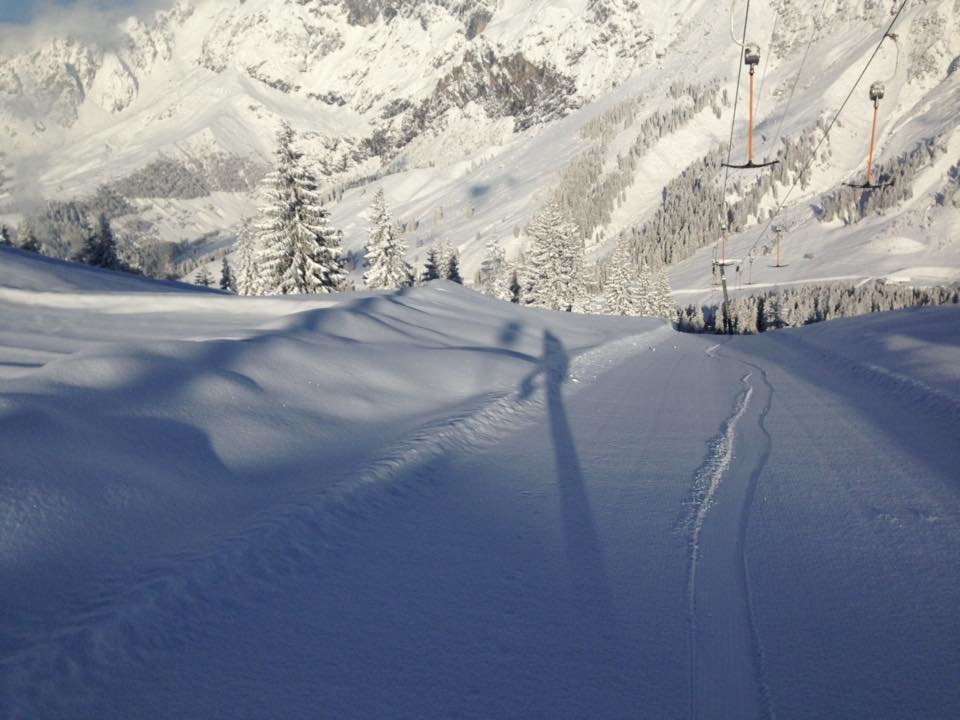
left=0, top=262, right=668, bottom=716
left=6, top=317, right=676, bottom=718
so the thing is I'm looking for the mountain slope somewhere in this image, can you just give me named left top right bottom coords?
left=0, top=0, right=958, bottom=292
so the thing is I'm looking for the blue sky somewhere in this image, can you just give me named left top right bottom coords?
left=0, top=1, right=139, bottom=24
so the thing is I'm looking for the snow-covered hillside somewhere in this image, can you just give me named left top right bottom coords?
left=1, top=247, right=959, bottom=718
left=1, top=0, right=958, bottom=292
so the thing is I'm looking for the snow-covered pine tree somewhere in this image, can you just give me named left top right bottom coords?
left=436, top=240, right=454, bottom=280
left=235, top=223, right=263, bottom=296
left=478, top=238, right=502, bottom=292
left=363, top=188, right=412, bottom=290
left=195, top=267, right=213, bottom=287
left=526, top=203, right=583, bottom=312
left=652, top=267, right=674, bottom=320
left=633, top=263, right=658, bottom=316
left=17, top=220, right=42, bottom=253
left=603, top=240, right=639, bottom=315
left=514, top=251, right=538, bottom=305
left=478, top=238, right=512, bottom=301
left=420, top=246, right=442, bottom=283
left=681, top=303, right=706, bottom=331
left=429, top=239, right=462, bottom=283
left=220, top=257, right=236, bottom=292
left=763, top=293, right=783, bottom=330
left=80, top=214, right=122, bottom=270
left=0, top=225, right=11, bottom=246
left=256, top=122, right=345, bottom=295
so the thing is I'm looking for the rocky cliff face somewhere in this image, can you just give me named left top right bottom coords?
left=0, top=4, right=188, bottom=137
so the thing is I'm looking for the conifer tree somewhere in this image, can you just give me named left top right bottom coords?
left=446, top=249, right=463, bottom=284
left=195, top=267, right=213, bottom=287
left=514, top=252, right=538, bottom=305
left=235, top=223, right=263, bottom=296
left=436, top=241, right=454, bottom=280
left=0, top=225, right=11, bottom=246
left=526, top=203, right=583, bottom=312
left=17, top=220, right=42, bottom=253
left=219, top=257, right=236, bottom=292
left=256, top=122, right=345, bottom=295
left=689, top=304, right=706, bottom=331
left=478, top=238, right=512, bottom=300
left=363, top=188, right=412, bottom=289
left=509, top=267, right=522, bottom=304
left=634, top=264, right=658, bottom=317
left=604, top=240, right=639, bottom=315
left=80, top=214, right=122, bottom=270
left=421, top=246, right=442, bottom=283
left=652, top=267, right=674, bottom=320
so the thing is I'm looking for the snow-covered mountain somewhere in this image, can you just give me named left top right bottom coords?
left=1, top=0, right=958, bottom=292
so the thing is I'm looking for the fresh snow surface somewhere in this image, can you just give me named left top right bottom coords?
left=1, top=250, right=959, bottom=719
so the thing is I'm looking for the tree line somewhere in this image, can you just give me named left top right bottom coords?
left=552, top=80, right=727, bottom=245
left=676, top=281, right=960, bottom=335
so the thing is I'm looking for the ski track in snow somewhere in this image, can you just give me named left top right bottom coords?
left=0, top=324, right=673, bottom=719
left=732, top=356, right=777, bottom=720
left=683, top=341, right=777, bottom=720
left=684, top=371, right=753, bottom=719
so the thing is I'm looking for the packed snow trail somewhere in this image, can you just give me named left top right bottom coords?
left=724, top=315, right=960, bottom=719
left=685, top=349, right=776, bottom=720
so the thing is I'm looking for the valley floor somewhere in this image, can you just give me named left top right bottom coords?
left=1, top=249, right=958, bottom=719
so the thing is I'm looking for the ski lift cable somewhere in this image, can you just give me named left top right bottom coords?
left=729, top=0, right=747, bottom=48
left=767, top=0, right=830, bottom=156
left=714, top=0, right=753, bottom=265
left=745, top=0, right=911, bottom=259
left=883, top=33, right=901, bottom=83
left=753, top=0, right=784, bottom=125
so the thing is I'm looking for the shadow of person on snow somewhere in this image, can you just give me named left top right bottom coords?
left=520, top=331, right=616, bottom=618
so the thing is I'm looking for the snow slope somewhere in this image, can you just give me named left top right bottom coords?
left=1, top=249, right=958, bottom=718
left=1, top=0, right=958, bottom=290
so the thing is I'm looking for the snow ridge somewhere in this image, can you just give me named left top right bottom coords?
left=777, top=331, right=960, bottom=421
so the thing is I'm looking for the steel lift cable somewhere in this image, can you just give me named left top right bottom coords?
left=743, top=0, right=911, bottom=261
left=714, top=0, right=753, bottom=266
left=753, top=0, right=784, bottom=127
left=768, top=0, right=830, bottom=157
left=715, top=0, right=754, bottom=332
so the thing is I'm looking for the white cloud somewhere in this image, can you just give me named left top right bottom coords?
left=0, top=0, right=178, bottom=55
